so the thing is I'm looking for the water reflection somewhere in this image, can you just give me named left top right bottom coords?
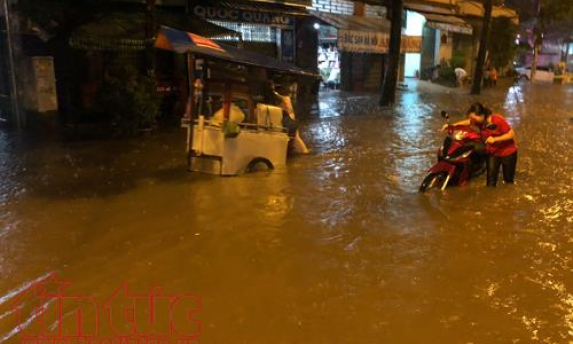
left=0, top=83, right=572, bottom=344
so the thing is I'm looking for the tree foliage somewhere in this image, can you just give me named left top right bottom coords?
left=95, top=58, right=160, bottom=136
left=488, top=17, right=518, bottom=69
left=17, top=0, right=151, bottom=39
left=527, top=0, right=573, bottom=78
left=539, top=0, right=573, bottom=24
left=17, top=0, right=98, bottom=36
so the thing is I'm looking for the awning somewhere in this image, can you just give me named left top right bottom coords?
left=70, top=11, right=240, bottom=51
left=404, top=2, right=456, bottom=16
left=403, top=3, right=473, bottom=35
left=424, top=13, right=473, bottom=35
left=310, top=10, right=391, bottom=32
left=456, top=1, right=519, bottom=24
left=155, top=26, right=318, bottom=77
left=212, top=0, right=309, bottom=15
left=310, top=10, right=421, bottom=54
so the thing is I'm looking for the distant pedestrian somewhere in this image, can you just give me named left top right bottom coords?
left=484, top=68, right=491, bottom=87
left=432, top=64, right=440, bottom=82
left=490, top=67, right=498, bottom=86
left=455, top=67, right=467, bottom=88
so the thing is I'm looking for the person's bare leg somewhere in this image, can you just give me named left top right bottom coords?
left=293, top=131, right=309, bottom=154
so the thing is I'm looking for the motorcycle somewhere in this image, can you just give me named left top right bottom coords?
left=419, top=111, right=486, bottom=192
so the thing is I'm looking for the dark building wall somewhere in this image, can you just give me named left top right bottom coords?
left=350, top=53, right=365, bottom=91
left=295, top=17, right=318, bottom=71
left=340, top=51, right=352, bottom=91
left=364, top=55, right=383, bottom=91
left=295, top=16, right=319, bottom=97
left=341, top=52, right=385, bottom=92
left=244, top=42, right=278, bottom=59
left=52, top=38, right=86, bottom=125
left=453, top=33, right=474, bottom=70
left=0, top=23, right=10, bottom=101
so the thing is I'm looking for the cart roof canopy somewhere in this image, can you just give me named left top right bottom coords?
left=155, top=26, right=319, bottom=77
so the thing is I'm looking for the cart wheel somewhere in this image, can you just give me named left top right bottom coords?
left=246, top=158, right=274, bottom=173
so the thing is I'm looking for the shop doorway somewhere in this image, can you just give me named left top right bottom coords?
left=317, top=24, right=340, bottom=92
left=404, top=53, right=421, bottom=77
left=403, top=11, right=425, bottom=79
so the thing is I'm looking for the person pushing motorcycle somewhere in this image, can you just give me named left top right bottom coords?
left=442, top=102, right=518, bottom=187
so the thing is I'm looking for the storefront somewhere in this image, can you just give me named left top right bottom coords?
left=413, top=9, right=474, bottom=80
left=403, top=11, right=426, bottom=78
left=191, top=0, right=322, bottom=104
left=191, top=0, right=310, bottom=63
left=317, top=24, right=339, bottom=89
left=415, top=0, right=517, bottom=79
left=310, top=10, right=422, bottom=92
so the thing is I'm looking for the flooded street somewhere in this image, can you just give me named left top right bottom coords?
left=0, top=81, right=572, bottom=343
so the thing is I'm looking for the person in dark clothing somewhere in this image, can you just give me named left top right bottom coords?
left=445, top=102, right=518, bottom=186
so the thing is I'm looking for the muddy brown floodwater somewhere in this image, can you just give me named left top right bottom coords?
left=0, top=81, right=572, bottom=344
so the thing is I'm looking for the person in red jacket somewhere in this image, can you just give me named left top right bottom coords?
left=445, top=102, right=518, bottom=186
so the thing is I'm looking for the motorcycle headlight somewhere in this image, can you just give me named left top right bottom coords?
left=453, top=130, right=465, bottom=141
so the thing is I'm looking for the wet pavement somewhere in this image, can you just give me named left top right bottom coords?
left=0, top=80, right=572, bottom=343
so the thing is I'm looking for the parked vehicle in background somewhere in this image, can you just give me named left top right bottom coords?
left=515, top=65, right=555, bottom=82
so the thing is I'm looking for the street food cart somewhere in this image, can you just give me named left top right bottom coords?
left=155, top=26, right=317, bottom=175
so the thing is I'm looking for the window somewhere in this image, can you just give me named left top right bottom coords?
left=208, top=21, right=276, bottom=43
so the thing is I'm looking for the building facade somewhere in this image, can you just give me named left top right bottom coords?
left=310, top=1, right=423, bottom=92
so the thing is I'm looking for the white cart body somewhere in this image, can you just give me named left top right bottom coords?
left=188, top=104, right=290, bottom=176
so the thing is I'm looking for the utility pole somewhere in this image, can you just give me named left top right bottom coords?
left=380, top=0, right=403, bottom=106
left=1, top=0, right=23, bottom=129
left=471, top=0, right=493, bottom=95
